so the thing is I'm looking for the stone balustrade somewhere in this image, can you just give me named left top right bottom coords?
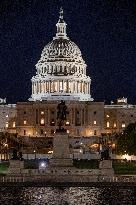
left=0, top=175, right=136, bottom=183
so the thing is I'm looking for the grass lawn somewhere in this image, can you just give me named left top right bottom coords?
left=0, top=162, right=9, bottom=175
left=113, top=161, right=136, bottom=175
left=73, top=159, right=99, bottom=169
left=0, top=160, right=136, bottom=175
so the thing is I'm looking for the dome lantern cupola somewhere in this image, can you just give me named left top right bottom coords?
left=55, top=7, right=68, bottom=40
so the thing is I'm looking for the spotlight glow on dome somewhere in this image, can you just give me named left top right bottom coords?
left=29, top=8, right=93, bottom=102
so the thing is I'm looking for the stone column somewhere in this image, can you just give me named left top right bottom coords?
left=73, top=81, right=75, bottom=92
left=49, top=81, right=51, bottom=93
left=80, top=82, right=82, bottom=93
left=37, top=82, right=39, bottom=93
left=35, top=82, right=37, bottom=94
left=68, top=81, right=70, bottom=92
left=41, top=81, right=42, bottom=93
left=33, top=83, right=35, bottom=94
left=69, top=81, right=71, bottom=92
left=46, top=81, right=47, bottom=92
left=85, top=83, right=87, bottom=94
left=88, top=83, right=90, bottom=94
left=43, top=81, right=45, bottom=93
left=34, top=82, right=36, bottom=94
left=57, top=80, right=59, bottom=92
left=39, top=81, right=41, bottom=93
left=38, top=81, right=40, bottom=93
left=64, top=81, right=66, bottom=92
left=80, top=82, right=81, bottom=92
left=62, top=80, right=64, bottom=92
left=76, top=81, right=77, bottom=93
left=32, top=82, right=34, bottom=94
left=66, top=80, right=68, bottom=93
left=75, top=81, right=77, bottom=92
left=71, top=81, right=73, bottom=93
left=53, top=81, right=55, bottom=92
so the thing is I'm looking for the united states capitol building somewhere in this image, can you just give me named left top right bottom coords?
left=1, top=9, right=136, bottom=139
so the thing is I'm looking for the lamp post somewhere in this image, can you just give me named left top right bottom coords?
left=34, top=150, right=36, bottom=160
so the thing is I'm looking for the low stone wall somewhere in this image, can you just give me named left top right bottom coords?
left=21, top=167, right=100, bottom=177
left=0, top=174, right=136, bottom=183
left=6, top=159, right=115, bottom=183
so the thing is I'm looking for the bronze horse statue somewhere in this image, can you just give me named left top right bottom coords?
left=57, top=100, right=67, bottom=130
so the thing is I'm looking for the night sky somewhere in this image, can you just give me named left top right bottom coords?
left=0, top=0, right=136, bottom=104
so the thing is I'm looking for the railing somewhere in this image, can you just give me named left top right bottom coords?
left=0, top=176, right=24, bottom=182
left=0, top=175, right=136, bottom=183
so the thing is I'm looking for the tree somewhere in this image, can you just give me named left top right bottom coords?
left=116, top=123, right=136, bottom=155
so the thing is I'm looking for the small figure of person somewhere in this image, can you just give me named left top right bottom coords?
left=11, top=148, right=19, bottom=160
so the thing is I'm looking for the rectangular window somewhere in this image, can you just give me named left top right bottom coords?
left=114, top=123, right=116, bottom=128
left=66, top=121, right=70, bottom=125
left=24, top=120, right=27, bottom=125
left=122, top=123, right=126, bottom=128
left=50, top=119, right=55, bottom=126
left=13, top=122, right=16, bottom=128
left=24, top=130, right=26, bottom=135
left=40, top=118, right=45, bottom=125
left=107, top=122, right=110, bottom=128
left=41, top=111, right=44, bottom=115
left=90, top=131, right=92, bottom=135
left=93, top=120, right=97, bottom=125
left=5, top=122, right=8, bottom=128
left=94, top=130, right=97, bottom=135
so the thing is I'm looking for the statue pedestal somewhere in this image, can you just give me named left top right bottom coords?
left=99, top=160, right=114, bottom=176
left=50, top=131, right=73, bottom=167
left=8, top=160, right=24, bottom=174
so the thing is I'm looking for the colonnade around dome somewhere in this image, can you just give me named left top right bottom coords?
left=32, top=80, right=91, bottom=95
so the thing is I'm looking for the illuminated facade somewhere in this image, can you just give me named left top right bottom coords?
left=1, top=10, right=136, bottom=138
left=0, top=98, right=16, bottom=133
left=16, top=101, right=104, bottom=137
left=29, top=8, right=93, bottom=102
left=104, top=98, right=136, bottom=134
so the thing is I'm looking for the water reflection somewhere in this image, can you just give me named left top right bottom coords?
left=0, top=186, right=135, bottom=205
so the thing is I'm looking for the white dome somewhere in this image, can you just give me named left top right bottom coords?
left=38, top=38, right=84, bottom=64
left=29, top=8, right=93, bottom=102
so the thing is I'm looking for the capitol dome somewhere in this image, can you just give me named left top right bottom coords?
left=38, top=38, right=84, bottom=64
left=29, top=8, right=93, bottom=102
